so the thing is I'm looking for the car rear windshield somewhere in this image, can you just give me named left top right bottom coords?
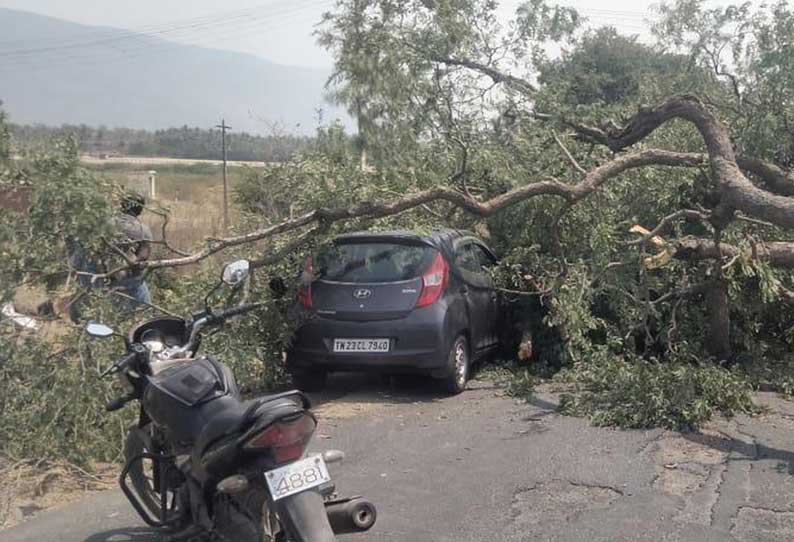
left=317, top=242, right=436, bottom=283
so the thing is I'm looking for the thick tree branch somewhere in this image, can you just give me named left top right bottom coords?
left=80, top=149, right=701, bottom=276
left=76, top=95, right=794, bottom=280
left=735, top=157, right=794, bottom=197
left=423, top=59, right=794, bottom=210
left=673, top=238, right=794, bottom=269
left=543, top=95, right=794, bottom=229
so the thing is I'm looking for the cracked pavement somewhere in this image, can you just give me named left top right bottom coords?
left=4, top=375, right=794, bottom=541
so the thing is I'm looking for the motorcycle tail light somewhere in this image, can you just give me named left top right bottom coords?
left=298, top=257, right=313, bottom=308
left=243, top=413, right=317, bottom=464
left=416, top=252, right=449, bottom=308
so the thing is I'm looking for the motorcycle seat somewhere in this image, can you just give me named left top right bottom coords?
left=192, top=396, right=259, bottom=458
left=191, top=390, right=311, bottom=471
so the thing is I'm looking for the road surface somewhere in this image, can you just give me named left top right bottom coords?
left=5, top=374, right=794, bottom=541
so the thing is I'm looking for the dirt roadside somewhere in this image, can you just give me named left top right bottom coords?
left=0, top=460, right=116, bottom=530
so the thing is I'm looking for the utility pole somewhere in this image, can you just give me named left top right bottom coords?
left=216, top=119, right=232, bottom=232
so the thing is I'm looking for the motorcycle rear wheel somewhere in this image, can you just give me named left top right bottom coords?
left=216, top=486, right=285, bottom=542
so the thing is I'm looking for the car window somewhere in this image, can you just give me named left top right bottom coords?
left=472, top=244, right=496, bottom=270
left=455, top=242, right=493, bottom=287
left=455, top=243, right=481, bottom=274
left=317, top=242, right=435, bottom=283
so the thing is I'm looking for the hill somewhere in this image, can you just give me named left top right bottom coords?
left=0, top=8, right=346, bottom=135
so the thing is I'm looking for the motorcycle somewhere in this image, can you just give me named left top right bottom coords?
left=87, top=259, right=376, bottom=541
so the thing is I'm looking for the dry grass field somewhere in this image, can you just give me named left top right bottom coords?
left=83, top=162, right=255, bottom=254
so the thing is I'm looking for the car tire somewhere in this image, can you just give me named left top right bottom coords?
left=290, top=369, right=327, bottom=392
left=439, top=335, right=470, bottom=395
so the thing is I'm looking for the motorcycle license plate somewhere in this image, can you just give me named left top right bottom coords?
left=265, top=455, right=331, bottom=501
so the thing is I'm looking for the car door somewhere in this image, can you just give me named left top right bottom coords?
left=470, top=242, right=500, bottom=348
left=453, top=241, right=497, bottom=353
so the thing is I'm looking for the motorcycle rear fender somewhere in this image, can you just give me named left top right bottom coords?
left=276, top=488, right=336, bottom=542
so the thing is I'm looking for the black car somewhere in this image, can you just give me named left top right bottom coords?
left=286, top=230, right=502, bottom=394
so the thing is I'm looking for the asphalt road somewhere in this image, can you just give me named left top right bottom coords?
left=5, top=374, right=794, bottom=542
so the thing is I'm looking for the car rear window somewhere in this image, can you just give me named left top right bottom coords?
left=317, top=242, right=436, bottom=283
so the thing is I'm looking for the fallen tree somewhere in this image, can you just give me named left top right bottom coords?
left=5, top=0, right=794, bottom=439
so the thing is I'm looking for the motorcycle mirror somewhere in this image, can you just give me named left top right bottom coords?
left=85, top=322, right=115, bottom=338
left=268, top=277, right=287, bottom=299
left=222, top=260, right=251, bottom=287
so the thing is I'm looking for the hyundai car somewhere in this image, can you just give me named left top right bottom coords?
left=286, top=229, right=502, bottom=394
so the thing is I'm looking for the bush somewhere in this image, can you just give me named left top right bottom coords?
left=558, top=353, right=756, bottom=430
left=0, top=328, right=135, bottom=465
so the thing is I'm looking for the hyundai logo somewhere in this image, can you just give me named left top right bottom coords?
left=353, top=288, right=373, bottom=300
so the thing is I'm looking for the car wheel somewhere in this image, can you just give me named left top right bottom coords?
left=439, top=335, right=469, bottom=395
left=290, top=369, right=327, bottom=392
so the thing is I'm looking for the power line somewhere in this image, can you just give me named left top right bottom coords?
left=0, top=0, right=327, bottom=59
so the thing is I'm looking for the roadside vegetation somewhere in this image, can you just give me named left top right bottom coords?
left=9, top=123, right=318, bottom=162
left=3, top=0, right=794, bottom=477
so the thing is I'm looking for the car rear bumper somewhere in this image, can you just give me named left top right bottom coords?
left=286, top=305, right=452, bottom=376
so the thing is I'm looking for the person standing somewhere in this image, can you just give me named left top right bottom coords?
left=112, top=192, right=153, bottom=306
left=67, top=192, right=153, bottom=320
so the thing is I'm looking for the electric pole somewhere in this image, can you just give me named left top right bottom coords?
left=216, top=119, right=232, bottom=232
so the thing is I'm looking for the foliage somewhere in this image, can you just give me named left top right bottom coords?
left=537, top=27, right=689, bottom=107
left=558, top=355, right=756, bottom=430
left=0, top=326, right=135, bottom=465
left=483, top=363, right=538, bottom=399
left=316, top=0, right=794, bottom=430
left=0, top=114, right=293, bottom=465
left=1, top=137, right=114, bottom=301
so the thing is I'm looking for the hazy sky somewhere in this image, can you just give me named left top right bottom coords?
left=0, top=0, right=738, bottom=68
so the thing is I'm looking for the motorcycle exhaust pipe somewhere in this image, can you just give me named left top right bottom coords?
left=325, top=497, right=377, bottom=534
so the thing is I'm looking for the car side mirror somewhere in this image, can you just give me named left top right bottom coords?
left=222, top=260, right=251, bottom=287
left=86, top=322, right=115, bottom=338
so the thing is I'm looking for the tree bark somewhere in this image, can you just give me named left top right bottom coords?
left=705, top=280, right=732, bottom=360
left=673, top=238, right=794, bottom=269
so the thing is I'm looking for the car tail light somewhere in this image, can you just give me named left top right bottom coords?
left=244, top=413, right=317, bottom=464
left=416, top=252, right=449, bottom=308
left=298, top=257, right=313, bottom=308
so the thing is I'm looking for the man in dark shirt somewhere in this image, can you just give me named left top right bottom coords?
left=112, top=193, right=153, bottom=305
left=68, top=192, right=153, bottom=320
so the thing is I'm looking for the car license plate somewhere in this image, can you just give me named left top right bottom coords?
left=265, top=455, right=331, bottom=501
left=333, top=338, right=390, bottom=353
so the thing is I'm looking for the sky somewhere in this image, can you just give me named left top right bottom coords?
left=0, top=0, right=738, bottom=68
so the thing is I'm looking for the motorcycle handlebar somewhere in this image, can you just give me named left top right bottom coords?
left=100, top=348, right=140, bottom=378
left=209, top=302, right=264, bottom=323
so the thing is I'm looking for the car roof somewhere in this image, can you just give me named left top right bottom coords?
left=332, top=229, right=485, bottom=260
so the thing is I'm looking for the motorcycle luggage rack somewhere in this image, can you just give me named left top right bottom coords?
left=120, top=451, right=184, bottom=528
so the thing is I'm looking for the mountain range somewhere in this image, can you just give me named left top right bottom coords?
left=0, top=8, right=347, bottom=135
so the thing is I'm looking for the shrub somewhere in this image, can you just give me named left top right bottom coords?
left=558, top=353, right=756, bottom=430
left=0, top=328, right=135, bottom=465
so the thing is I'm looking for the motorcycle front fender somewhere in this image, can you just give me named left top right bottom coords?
left=276, top=488, right=336, bottom=542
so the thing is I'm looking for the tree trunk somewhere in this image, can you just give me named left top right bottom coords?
left=705, top=280, right=731, bottom=360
